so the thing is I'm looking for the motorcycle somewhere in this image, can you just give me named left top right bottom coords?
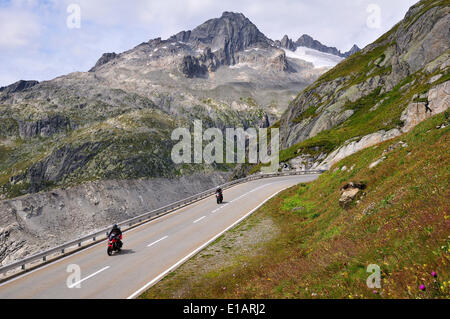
left=216, top=191, right=223, bottom=204
left=106, top=232, right=123, bottom=256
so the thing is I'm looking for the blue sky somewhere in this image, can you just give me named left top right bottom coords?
left=0, top=0, right=418, bottom=87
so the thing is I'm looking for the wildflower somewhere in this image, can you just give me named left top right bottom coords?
left=431, top=271, right=437, bottom=278
left=373, top=290, right=378, bottom=294
left=419, top=284, right=426, bottom=291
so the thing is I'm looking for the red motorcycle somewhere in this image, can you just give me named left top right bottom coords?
left=107, top=233, right=123, bottom=256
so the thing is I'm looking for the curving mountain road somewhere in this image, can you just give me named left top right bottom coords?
left=0, top=174, right=318, bottom=299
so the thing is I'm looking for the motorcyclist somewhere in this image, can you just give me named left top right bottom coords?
left=215, top=187, right=223, bottom=203
left=108, top=224, right=123, bottom=249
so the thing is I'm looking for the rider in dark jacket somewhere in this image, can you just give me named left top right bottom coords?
left=215, top=187, right=223, bottom=203
left=108, top=224, right=123, bottom=248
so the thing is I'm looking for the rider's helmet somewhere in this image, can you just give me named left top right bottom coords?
left=112, top=224, right=118, bottom=230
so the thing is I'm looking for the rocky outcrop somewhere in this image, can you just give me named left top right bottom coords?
left=9, top=141, right=107, bottom=193
left=280, top=35, right=296, bottom=51
left=170, top=11, right=270, bottom=68
left=282, top=152, right=327, bottom=171
left=317, top=129, right=401, bottom=170
left=339, top=182, right=366, bottom=209
left=0, top=172, right=231, bottom=265
left=344, top=44, right=360, bottom=57
left=0, top=80, right=39, bottom=95
left=18, top=115, right=72, bottom=138
left=401, top=81, right=450, bottom=132
left=180, top=55, right=207, bottom=78
left=269, top=51, right=291, bottom=72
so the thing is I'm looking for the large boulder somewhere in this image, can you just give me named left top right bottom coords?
left=339, top=182, right=366, bottom=209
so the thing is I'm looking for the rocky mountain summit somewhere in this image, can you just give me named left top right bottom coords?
left=278, top=0, right=449, bottom=172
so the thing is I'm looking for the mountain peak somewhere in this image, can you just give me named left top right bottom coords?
left=168, top=11, right=269, bottom=67
left=220, top=11, right=246, bottom=19
left=344, top=44, right=360, bottom=57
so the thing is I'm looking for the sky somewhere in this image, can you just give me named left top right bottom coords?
left=0, top=0, right=419, bottom=87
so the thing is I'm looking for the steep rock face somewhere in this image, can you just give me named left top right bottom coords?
left=9, top=141, right=106, bottom=193
left=18, top=115, right=72, bottom=138
left=317, top=129, right=402, bottom=170
left=0, top=80, right=39, bottom=95
left=401, top=80, right=450, bottom=132
left=180, top=55, right=208, bottom=78
left=280, top=0, right=450, bottom=149
left=383, top=3, right=450, bottom=91
left=170, top=11, right=270, bottom=66
left=89, top=52, right=118, bottom=72
left=280, top=35, right=296, bottom=51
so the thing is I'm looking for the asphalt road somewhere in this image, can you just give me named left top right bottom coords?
left=0, top=174, right=318, bottom=299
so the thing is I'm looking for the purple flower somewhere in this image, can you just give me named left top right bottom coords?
left=419, top=284, right=426, bottom=291
left=431, top=271, right=437, bottom=278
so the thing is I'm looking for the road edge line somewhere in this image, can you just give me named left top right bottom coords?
left=127, top=185, right=292, bottom=299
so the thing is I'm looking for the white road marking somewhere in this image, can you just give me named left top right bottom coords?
left=193, top=216, right=206, bottom=223
left=0, top=176, right=318, bottom=296
left=67, top=266, right=110, bottom=289
left=147, top=236, right=168, bottom=247
left=127, top=185, right=291, bottom=299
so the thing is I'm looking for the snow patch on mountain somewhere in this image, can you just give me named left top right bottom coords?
left=282, top=47, right=343, bottom=68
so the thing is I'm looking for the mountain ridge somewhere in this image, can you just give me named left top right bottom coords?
left=276, top=34, right=360, bottom=58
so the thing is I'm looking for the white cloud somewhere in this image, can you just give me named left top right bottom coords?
left=0, top=9, right=41, bottom=49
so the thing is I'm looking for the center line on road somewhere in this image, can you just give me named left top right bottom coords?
left=193, top=216, right=206, bottom=223
left=68, top=266, right=110, bottom=289
left=147, top=236, right=168, bottom=247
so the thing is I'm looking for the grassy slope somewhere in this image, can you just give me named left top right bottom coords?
left=142, top=112, right=449, bottom=299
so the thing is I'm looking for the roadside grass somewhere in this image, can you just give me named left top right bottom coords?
left=141, top=112, right=449, bottom=299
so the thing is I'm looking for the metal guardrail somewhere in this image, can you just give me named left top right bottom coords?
left=0, top=170, right=325, bottom=274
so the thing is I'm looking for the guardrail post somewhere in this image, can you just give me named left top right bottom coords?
left=21, top=264, right=25, bottom=270
left=43, top=256, right=46, bottom=262
left=93, top=237, right=96, bottom=241
left=78, top=242, right=81, bottom=247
